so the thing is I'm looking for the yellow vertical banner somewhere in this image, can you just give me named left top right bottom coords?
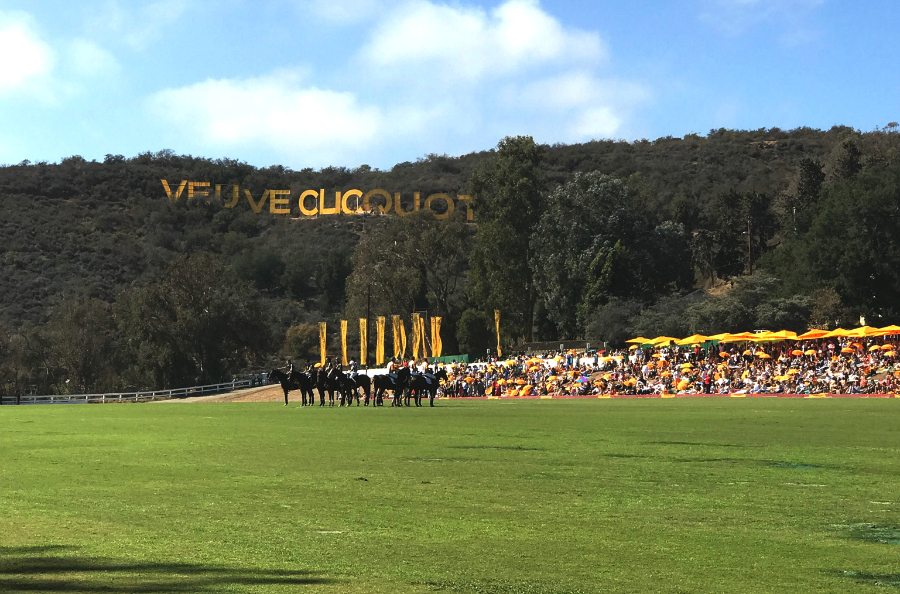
left=319, top=322, right=327, bottom=366
left=340, top=320, right=348, bottom=366
left=411, top=313, right=421, bottom=359
left=419, top=316, right=427, bottom=358
left=400, top=318, right=407, bottom=358
left=494, top=309, right=502, bottom=358
left=391, top=315, right=401, bottom=358
left=359, top=318, right=368, bottom=366
left=376, top=316, right=386, bottom=365
left=431, top=316, right=442, bottom=357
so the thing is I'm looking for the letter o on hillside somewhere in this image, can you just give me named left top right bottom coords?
left=363, top=189, right=393, bottom=215
left=425, top=193, right=454, bottom=220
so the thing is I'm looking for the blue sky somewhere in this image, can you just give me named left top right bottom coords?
left=0, top=0, right=897, bottom=169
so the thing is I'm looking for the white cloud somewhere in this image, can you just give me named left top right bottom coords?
left=362, top=0, right=605, bottom=83
left=514, top=71, right=650, bottom=139
left=0, top=11, right=54, bottom=95
left=147, top=0, right=646, bottom=166
left=147, top=71, right=384, bottom=166
left=88, top=0, right=190, bottom=50
left=67, top=39, right=120, bottom=78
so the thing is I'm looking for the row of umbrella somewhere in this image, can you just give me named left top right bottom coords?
left=627, top=325, right=900, bottom=347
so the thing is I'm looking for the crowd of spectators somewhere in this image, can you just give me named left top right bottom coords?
left=438, top=327, right=900, bottom=397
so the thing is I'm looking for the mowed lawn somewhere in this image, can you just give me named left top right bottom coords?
left=1, top=399, right=899, bottom=593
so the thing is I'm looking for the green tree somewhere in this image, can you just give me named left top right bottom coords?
left=115, top=254, right=270, bottom=388
left=469, top=136, right=545, bottom=342
left=45, top=298, right=120, bottom=393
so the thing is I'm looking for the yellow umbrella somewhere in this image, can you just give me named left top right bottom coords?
left=742, top=349, right=753, bottom=356
left=876, top=325, right=900, bottom=336
left=750, top=330, right=798, bottom=342
left=790, top=349, right=804, bottom=356
left=675, top=334, right=709, bottom=346
left=840, top=347, right=854, bottom=354
left=885, top=351, right=896, bottom=357
left=823, top=328, right=852, bottom=338
left=720, top=332, right=758, bottom=343
left=868, top=345, right=882, bottom=352
left=706, top=333, right=730, bottom=341
left=680, top=362, right=694, bottom=369
left=846, top=326, right=882, bottom=338
left=881, top=344, right=896, bottom=350
left=756, top=352, right=772, bottom=359
left=628, top=345, right=638, bottom=350
left=787, top=369, right=800, bottom=375
left=626, top=336, right=652, bottom=344
left=650, top=336, right=679, bottom=346
left=804, top=349, right=817, bottom=356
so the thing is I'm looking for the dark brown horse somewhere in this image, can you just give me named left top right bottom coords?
left=268, top=369, right=316, bottom=406
left=407, top=368, right=448, bottom=407
left=373, top=367, right=412, bottom=407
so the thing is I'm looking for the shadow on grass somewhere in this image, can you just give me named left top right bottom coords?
left=846, top=524, right=900, bottom=545
left=448, top=445, right=546, bottom=451
left=0, top=545, right=335, bottom=592
left=831, top=570, right=900, bottom=588
left=645, top=440, right=756, bottom=448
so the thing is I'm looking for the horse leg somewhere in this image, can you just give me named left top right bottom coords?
left=283, top=386, right=289, bottom=406
left=319, top=387, right=326, bottom=406
left=429, top=389, right=435, bottom=407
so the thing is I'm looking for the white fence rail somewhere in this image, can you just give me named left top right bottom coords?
left=0, top=379, right=257, bottom=406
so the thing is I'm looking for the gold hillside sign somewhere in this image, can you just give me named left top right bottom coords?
left=161, top=180, right=475, bottom=221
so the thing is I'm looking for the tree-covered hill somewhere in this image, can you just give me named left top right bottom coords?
left=1, top=125, right=898, bottom=394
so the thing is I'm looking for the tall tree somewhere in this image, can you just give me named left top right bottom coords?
left=468, top=136, right=545, bottom=342
left=115, top=254, right=270, bottom=388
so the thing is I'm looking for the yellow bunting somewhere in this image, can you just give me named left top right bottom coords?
left=359, top=318, right=368, bottom=366
left=431, top=316, right=443, bottom=357
left=494, top=309, right=502, bottom=358
left=411, top=313, right=421, bottom=360
left=340, top=320, right=348, bottom=366
left=376, top=316, right=385, bottom=365
left=318, top=322, right=327, bottom=366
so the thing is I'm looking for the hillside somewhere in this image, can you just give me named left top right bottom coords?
left=1, top=126, right=898, bottom=393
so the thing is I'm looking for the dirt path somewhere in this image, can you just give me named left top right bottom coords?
left=154, top=384, right=285, bottom=403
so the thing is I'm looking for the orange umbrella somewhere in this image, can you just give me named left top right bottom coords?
left=756, top=352, right=772, bottom=359
left=840, top=347, right=854, bottom=354
left=868, top=345, right=882, bottom=352
left=719, top=352, right=730, bottom=358
left=885, top=351, right=896, bottom=357
left=796, top=329, right=829, bottom=340
left=881, top=344, right=896, bottom=350
left=876, top=325, right=900, bottom=336
left=804, top=349, right=817, bottom=356
left=790, top=349, right=804, bottom=356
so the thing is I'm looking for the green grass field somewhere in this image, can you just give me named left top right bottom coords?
left=1, top=399, right=899, bottom=593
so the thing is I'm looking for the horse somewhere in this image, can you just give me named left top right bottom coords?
left=336, top=372, right=372, bottom=406
left=268, top=368, right=316, bottom=406
left=407, top=368, right=448, bottom=407
left=315, top=367, right=336, bottom=406
left=373, top=367, right=411, bottom=407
